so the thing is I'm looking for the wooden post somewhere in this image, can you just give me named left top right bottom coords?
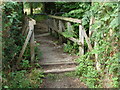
left=79, top=25, right=84, bottom=56
left=94, top=41, right=101, bottom=71
left=83, top=27, right=93, bottom=51
left=24, top=25, right=29, bottom=35
left=47, top=19, right=50, bottom=32
left=49, top=19, right=53, bottom=35
left=22, top=18, right=29, bottom=35
left=61, top=21, right=65, bottom=31
left=17, top=20, right=34, bottom=64
left=53, top=19, right=58, bottom=38
left=30, top=31, right=35, bottom=64
left=0, top=6, right=2, bottom=73
left=17, top=29, right=33, bottom=64
left=89, top=2, right=94, bottom=37
left=67, top=22, right=72, bottom=31
left=59, top=20, right=63, bottom=44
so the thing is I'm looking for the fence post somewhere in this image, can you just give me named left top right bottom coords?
left=59, top=20, right=63, bottom=44
left=47, top=19, right=50, bottom=32
left=30, top=30, right=35, bottom=64
left=79, top=25, right=84, bottom=56
left=67, top=22, right=71, bottom=31
left=49, top=18, right=52, bottom=35
left=17, top=21, right=34, bottom=65
left=53, top=19, right=58, bottom=38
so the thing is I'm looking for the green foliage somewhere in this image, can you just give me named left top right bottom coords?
left=76, top=54, right=102, bottom=88
left=62, top=27, right=76, bottom=38
left=32, top=15, right=47, bottom=21
left=21, top=60, right=31, bottom=69
left=2, top=2, right=44, bottom=89
left=2, top=2, right=24, bottom=69
left=76, top=2, right=119, bottom=88
left=55, top=2, right=91, bottom=54
left=63, top=41, right=79, bottom=54
left=35, top=43, right=43, bottom=62
left=2, top=69, right=44, bottom=88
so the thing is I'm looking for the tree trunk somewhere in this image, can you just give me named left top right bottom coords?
left=30, top=2, right=33, bottom=15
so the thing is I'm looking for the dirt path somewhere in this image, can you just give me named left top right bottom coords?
left=34, top=20, right=87, bottom=88
left=41, top=73, right=87, bottom=88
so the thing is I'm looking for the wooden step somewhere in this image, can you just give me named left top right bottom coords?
left=35, top=33, right=50, bottom=37
left=39, top=61, right=78, bottom=66
left=43, top=67, right=76, bottom=74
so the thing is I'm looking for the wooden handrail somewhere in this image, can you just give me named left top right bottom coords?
left=16, top=17, right=36, bottom=66
left=48, top=15, right=81, bottom=24
left=48, top=15, right=93, bottom=56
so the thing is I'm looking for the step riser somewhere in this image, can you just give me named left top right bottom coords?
left=44, top=70, right=75, bottom=74
left=39, top=62, right=78, bottom=66
left=43, top=67, right=76, bottom=74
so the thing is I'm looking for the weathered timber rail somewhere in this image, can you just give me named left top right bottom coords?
left=17, top=16, right=36, bottom=65
left=47, top=15, right=93, bottom=56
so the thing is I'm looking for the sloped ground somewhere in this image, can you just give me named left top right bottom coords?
left=34, top=20, right=87, bottom=88
left=41, top=73, right=87, bottom=88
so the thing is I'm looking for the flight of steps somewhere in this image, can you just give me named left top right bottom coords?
left=39, top=61, right=78, bottom=74
left=35, top=21, right=79, bottom=74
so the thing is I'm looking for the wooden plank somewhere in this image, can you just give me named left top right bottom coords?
left=53, top=19, right=58, bottom=37
left=89, top=16, right=95, bottom=37
left=31, top=18, right=36, bottom=25
left=22, top=23, right=27, bottom=35
left=68, top=37, right=82, bottom=45
left=44, top=67, right=76, bottom=74
left=22, top=17, right=28, bottom=35
left=89, top=2, right=95, bottom=37
left=35, top=33, right=50, bottom=37
left=39, top=61, right=78, bottom=66
left=30, top=31, right=35, bottom=64
left=79, top=25, right=84, bottom=56
left=82, top=27, right=93, bottom=51
left=59, top=20, right=63, bottom=32
left=17, top=21, right=34, bottom=64
left=59, top=20, right=63, bottom=44
left=67, top=22, right=72, bottom=31
left=49, top=25, right=81, bottom=45
left=24, top=26, right=29, bottom=35
left=61, top=21, right=65, bottom=31
left=53, top=19, right=58, bottom=31
left=48, top=15, right=81, bottom=24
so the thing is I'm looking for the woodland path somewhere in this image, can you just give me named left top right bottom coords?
left=34, top=20, right=87, bottom=88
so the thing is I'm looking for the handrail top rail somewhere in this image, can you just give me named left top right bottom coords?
left=48, top=15, right=81, bottom=24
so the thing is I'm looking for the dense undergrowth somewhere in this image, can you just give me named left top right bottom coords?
left=2, top=2, right=44, bottom=88
left=75, top=3, right=119, bottom=88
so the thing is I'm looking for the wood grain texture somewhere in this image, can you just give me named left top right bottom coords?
left=17, top=19, right=36, bottom=64
left=30, top=32, right=35, bottom=64
left=48, top=15, right=81, bottom=24
left=44, top=67, right=76, bottom=73
left=79, top=25, right=84, bottom=56
left=82, top=27, right=93, bottom=51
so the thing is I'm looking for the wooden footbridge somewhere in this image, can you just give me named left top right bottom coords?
left=16, top=15, right=97, bottom=73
